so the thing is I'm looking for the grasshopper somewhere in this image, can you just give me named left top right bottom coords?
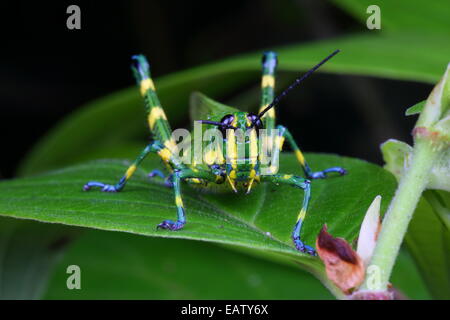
left=84, top=50, right=346, bottom=255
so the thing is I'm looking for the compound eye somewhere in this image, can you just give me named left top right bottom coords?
left=219, top=114, right=235, bottom=137
left=220, top=114, right=234, bottom=126
left=247, top=113, right=263, bottom=129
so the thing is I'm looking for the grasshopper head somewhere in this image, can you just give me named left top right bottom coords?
left=199, top=111, right=263, bottom=137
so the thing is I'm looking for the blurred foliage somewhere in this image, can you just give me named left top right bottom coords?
left=44, top=230, right=333, bottom=300
left=0, top=217, right=79, bottom=299
left=405, top=192, right=450, bottom=299
left=18, top=33, right=450, bottom=176
left=44, top=228, right=429, bottom=300
left=332, top=0, right=450, bottom=36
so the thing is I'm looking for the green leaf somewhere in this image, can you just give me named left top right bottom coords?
left=189, top=92, right=240, bottom=123
left=0, top=217, right=79, bottom=299
left=43, top=229, right=333, bottom=299
left=405, top=191, right=450, bottom=299
left=380, top=139, right=413, bottom=179
left=331, top=0, right=450, bottom=36
left=424, top=191, right=450, bottom=232
left=42, top=232, right=430, bottom=300
left=406, top=101, right=425, bottom=116
left=0, top=153, right=396, bottom=295
left=44, top=229, right=429, bottom=300
left=18, top=33, right=450, bottom=176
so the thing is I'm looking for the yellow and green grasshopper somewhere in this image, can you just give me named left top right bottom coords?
left=83, top=50, right=346, bottom=255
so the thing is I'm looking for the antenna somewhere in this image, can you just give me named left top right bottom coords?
left=258, top=49, right=340, bottom=118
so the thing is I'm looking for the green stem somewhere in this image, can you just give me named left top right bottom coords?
left=361, top=138, right=439, bottom=291
left=314, top=271, right=347, bottom=300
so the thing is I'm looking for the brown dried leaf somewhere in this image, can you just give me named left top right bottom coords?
left=316, top=225, right=365, bottom=294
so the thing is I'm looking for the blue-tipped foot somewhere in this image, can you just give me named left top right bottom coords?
left=156, top=220, right=185, bottom=231
left=293, top=237, right=317, bottom=256
left=309, top=167, right=347, bottom=179
left=83, top=182, right=119, bottom=192
left=335, top=167, right=347, bottom=176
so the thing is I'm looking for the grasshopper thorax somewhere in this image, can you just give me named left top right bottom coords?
left=200, top=111, right=266, bottom=193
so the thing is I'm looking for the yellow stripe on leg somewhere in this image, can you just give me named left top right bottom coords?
left=164, top=138, right=177, bottom=152
left=258, top=104, right=275, bottom=118
left=295, top=149, right=305, bottom=166
left=175, top=195, right=184, bottom=207
left=258, top=104, right=267, bottom=114
left=148, top=106, right=168, bottom=130
left=158, top=148, right=172, bottom=162
left=261, top=75, right=275, bottom=88
left=297, top=208, right=306, bottom=221
left=140, top=78, right=156, bottom=96
left=125, top=165, right=137, bottom=179
left=275, top=135, right=285, bottom=150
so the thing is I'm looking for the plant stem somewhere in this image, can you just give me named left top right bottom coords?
left=360, top=138, right=439, bottom=291
left=315, top=271, right=347, bottom=300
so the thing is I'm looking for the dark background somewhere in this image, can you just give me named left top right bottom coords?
left=0, top=1, right=430, bottom=178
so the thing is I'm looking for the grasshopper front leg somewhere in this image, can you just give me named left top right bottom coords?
left=261, top=174, right=316, bottom=255
left=156, top=168, right=221, bottom=231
